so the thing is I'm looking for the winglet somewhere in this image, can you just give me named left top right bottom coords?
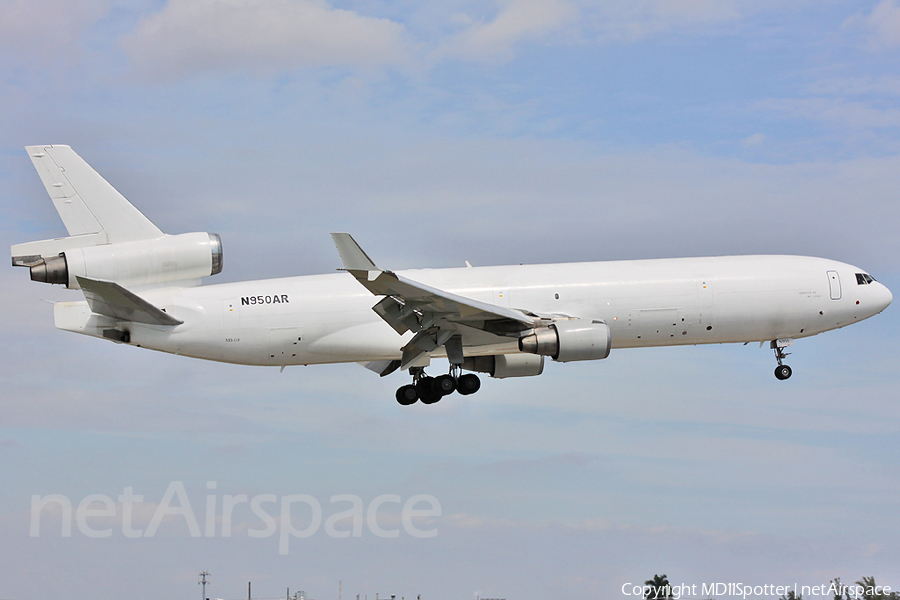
left=331, top=233, right=379, bottom=272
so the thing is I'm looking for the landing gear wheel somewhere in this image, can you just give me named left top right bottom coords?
left=434, top=374, right=456, bottom=396
left=420, top=392, right=442, bottom=404
left=456, top=373, right=481, bottom=395
left=416, top=377, right=442, bottom=404
left=396, top=384, right=418, bottom=405
left=771, top=341, right=793, bottom=381
left=774, top=365, right=792, bottom=380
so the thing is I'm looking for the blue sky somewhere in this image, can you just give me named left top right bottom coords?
left=2, top=1, right=900, bottom=599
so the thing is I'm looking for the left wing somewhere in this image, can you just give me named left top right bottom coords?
left=331, top=233, right=538, bottom=370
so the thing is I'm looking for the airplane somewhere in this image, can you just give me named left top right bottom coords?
left=11, top=145, right=893, bottom=405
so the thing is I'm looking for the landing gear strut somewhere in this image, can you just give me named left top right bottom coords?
left=772, top=342, right=792, bottom=380
left=394, top=366, right=481, bottom=405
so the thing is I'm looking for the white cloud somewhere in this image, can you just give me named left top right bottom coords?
left=808, top=75, right=900, bottom=97
left=437, top=0, right=579, bottom=63
left=741, top=132, right=765, bottom=146
left=583, top=0, right=742, bottom=43
left=0, top=0, right=108, bottom=57
left=434, top=0, right=745, bottom=64
left=864, top=0, right=900, bottom=48
left=120, top=0, right=411, bottom=79
left=756, top=97, right=900, bottom=129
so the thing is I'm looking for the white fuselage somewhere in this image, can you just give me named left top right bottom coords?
left=53, top=255, right=892, bottom=367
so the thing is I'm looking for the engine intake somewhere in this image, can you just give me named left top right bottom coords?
left=518, top=318, right=611, bottom=362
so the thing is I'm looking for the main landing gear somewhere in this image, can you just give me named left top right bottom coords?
left=772, top=342, right=792, bottom=380
left=395, top=366, right=481, bottom=405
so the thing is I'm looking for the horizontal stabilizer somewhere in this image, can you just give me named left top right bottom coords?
left=76, top=276, right=182, bottom=326
left=12, top=232, right=108, bottom=267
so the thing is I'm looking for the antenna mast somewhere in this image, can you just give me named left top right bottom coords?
left=198, top=571, right=211, bottom=600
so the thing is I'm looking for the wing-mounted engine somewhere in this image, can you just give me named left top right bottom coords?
left=461, top=353, right=545, bottom=378
left=518, top=318, right=611, bottom=362
left=16, top=232, right=223, bottom=289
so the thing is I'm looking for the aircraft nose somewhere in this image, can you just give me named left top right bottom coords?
left=875, top=282, right=893, bottom=313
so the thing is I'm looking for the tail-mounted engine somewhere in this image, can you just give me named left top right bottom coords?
left=15, top=232, right=223, bottom=289
left=518, top=318, right=611, bottom=362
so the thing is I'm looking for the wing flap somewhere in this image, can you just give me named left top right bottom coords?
left=76, top=276, right=182, bottom=326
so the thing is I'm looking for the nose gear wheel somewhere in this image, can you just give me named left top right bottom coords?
left=771, top=342, right=792, bottom=380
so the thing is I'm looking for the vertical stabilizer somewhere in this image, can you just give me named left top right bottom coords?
left=25, top=145, right=163, bottom=243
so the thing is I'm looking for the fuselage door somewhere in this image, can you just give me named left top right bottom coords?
left=827, top=270, right=841, bottom=300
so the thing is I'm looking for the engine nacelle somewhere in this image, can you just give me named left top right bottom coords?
left=27, top=232, right=223, bottom=289
left=518, top=318, right=611, bottom=362
left=461, top=353, right=545, bottom=379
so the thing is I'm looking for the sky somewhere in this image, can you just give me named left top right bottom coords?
left=1, top=1, right=900, bottom=599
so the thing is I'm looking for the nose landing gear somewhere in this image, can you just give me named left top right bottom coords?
left=395, top=366, right=481, bottom=405
left=772, top=341, right=792, bottom=380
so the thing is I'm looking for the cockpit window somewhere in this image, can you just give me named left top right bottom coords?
left=856, top=273, right=876, bottom=285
